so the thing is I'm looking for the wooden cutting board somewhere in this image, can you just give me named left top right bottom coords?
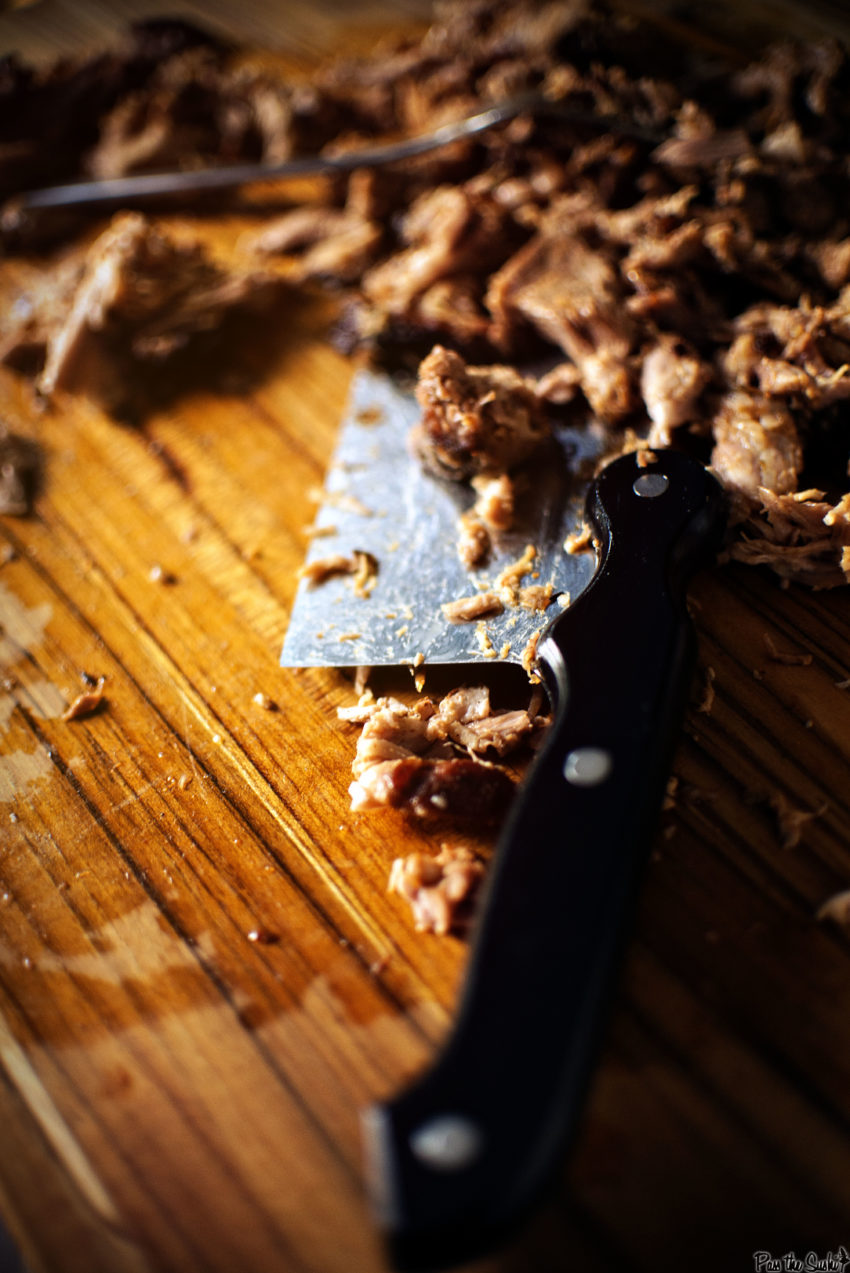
left=1, top=4, right=850, bottom=1273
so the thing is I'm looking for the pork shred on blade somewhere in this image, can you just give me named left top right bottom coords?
left=412, top=344, right=550, bottom=563
left=413, top=345, right=549, bottom=480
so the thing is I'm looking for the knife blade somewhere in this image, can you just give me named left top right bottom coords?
left=280, top=366, right=604, bottom=671
left=281, top=366, right=726, bottom=1270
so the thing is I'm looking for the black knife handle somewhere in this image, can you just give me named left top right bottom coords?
left=362, top=449, right=726, bottom=1273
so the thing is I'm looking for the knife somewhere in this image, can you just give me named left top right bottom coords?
left=281, top=367, right=726, bottom=1269
left=9, top=91, right=663, bottom=215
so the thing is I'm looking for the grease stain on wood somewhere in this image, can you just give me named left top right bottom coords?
left=0, top=745, right=54, bottom=802
left=0, top=581, right=52, bottom=665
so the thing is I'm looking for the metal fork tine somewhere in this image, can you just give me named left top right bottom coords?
left=11, top=91, right=663, bottom=212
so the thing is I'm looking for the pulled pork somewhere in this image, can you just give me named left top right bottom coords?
left=0, top=18, right=325, bottom=214
left=7, top=3, right=850, bottom=581
left=388, top=846, right=485, bottom=935
left=341, top=684, right=548, bottom=931
left=412, top=344, right=549, bottom=481
left=339, top=685, right=548, bottom=817
left=309, top=1, right=850, bottom=588
left=412, top=344, right=549, bottom=562
left=1, top=212, right=281, bottom=414
left=0, top=20, right=230, bottom=203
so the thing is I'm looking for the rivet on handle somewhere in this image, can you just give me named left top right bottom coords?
left=563, top=747, right=613, bottom=786
left=409, top=1115, right=483, bottom=1171
left=632, top=472, right=669, bottom=498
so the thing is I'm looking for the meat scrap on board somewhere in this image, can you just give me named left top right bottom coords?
left=339, top=685, right=548, bottom=815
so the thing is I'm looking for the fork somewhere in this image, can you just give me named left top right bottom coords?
left=10, top=89, right=664, bottom=213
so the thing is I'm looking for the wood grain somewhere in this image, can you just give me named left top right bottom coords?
left=1, top=3, right=850, bottom=1273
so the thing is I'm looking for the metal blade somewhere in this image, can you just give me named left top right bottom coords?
left=280, top=367, right=606, bottom=669
left=15, top=93, right=662, bottom=213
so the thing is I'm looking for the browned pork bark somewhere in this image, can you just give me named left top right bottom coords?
left=412, top=344, right=549, bottom=481
left=3, top=213, right=281, bottom=414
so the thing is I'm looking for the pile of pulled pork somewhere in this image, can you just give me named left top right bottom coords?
left=5, top=1, right=850, bottom=581
left=247, top=0, right=850, bottom=588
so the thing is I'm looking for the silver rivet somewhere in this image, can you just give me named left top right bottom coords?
left=409, top=1115, right=482, bottom=1171
left=633, top=472, right=669, bottom=498
left=564, top=747, right=613, bottom=786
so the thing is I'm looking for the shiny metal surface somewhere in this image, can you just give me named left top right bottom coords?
left=13, top=93, right=662, bottom=212
left=281, top=367, right=605, bottom=669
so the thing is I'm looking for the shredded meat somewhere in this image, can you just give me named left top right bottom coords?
left=470, top=473, right=515, bottom=532
left=534, top=361, right=581, bottom=405
left=6, top=213, right=281, bottom=414
left=0, top=254, right=85, bottom=374
left=495, top=544, right=538, bottom=604
left=726, top=487, right=850, bottom=588
left=642, top=335, right=712, bottom=445
left=453, top=474, right=517, bottom=566
left=487, top=217, right=637, bottom=423
left=0, top=20, right=229, bottom=203
left=85, top=47, right=266, bottom=180
left=246, top=204, right=383, bottom=283
left=361, top=184, right=519, bottom=319
left=442, top=704, right=542, bottom=755
left=412, top=345, right=549, bottom=481
left=299, top=553, right=359, bottom=585
left=768, top=790, right=823, bottom=848
left=457, top=510, right=493, bottom=568
left=411, top=345, right=549, bottom=565
left=710, top=391, right=803, bottom=506
left=817, top=889, right=850, bottom=925
left=763, top=632, right=813, bottom=665
left=6, top=2, right=850, bottom=590
left=62, top=686, right=106, bottom=721
left=299, top=550, right=377, bottom=595
left=442, top=592, right=504, bottom=623
left=724, top=297, right=850, bottom=409
left=350, top=753, right=514, bottom=819
left=341, top=685, right=548, bottom=817
left=518, top=583, right=553, bottom=611
left=388, top=846, right=485, bottom=935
